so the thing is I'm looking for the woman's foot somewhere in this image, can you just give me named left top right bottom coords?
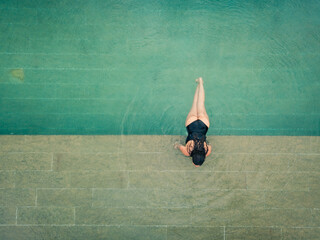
left=196, top=77, right=203, bottom=84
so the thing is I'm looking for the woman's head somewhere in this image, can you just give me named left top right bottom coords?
left=192, top=151, right=206, bottom=166
left=190, top=136, right=207, bottom=166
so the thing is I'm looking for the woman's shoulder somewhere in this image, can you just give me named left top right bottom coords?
left=186, top=140, right=194, bottom=146
left=186, top=140, right=194, bottom=155
left=204, top=141, right=210, bottom=151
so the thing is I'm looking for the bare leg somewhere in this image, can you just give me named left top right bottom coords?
left=197, top=78, right=210, bottom=128
left=185, top=83, right=199, bottom=127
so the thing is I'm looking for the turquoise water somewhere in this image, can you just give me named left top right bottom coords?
left=0, top=0, right=319, bottom=135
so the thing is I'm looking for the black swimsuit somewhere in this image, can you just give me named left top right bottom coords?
left=186, top=119, right=208, bottom=144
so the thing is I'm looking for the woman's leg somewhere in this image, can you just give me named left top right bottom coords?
left=197, top=78, right=210, bottom=128
left=185, top=83, right=199, bottom=127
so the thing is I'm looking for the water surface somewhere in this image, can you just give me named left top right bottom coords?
left=0, top=0, right=319, bottom=135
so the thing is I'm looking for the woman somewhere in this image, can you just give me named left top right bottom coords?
left=174, top=77, right=212, bottom=167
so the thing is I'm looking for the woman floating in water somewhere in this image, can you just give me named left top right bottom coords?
left=175, top=77, right=212, bottom=167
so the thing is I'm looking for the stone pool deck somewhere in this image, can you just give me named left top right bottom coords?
left=0, top=135, right=319, bottom=239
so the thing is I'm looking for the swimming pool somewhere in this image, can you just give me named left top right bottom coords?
left=0, top=0, right=319, bottom=135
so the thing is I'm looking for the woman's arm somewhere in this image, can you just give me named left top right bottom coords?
left=206, top=145, right=212, bottom=157
left=174, top=143, right=190, bottom=156
left=179, top=145, right=190, bottom=156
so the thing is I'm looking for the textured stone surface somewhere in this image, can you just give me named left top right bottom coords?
left=0, top=152, right=52, bottom=170
left=0, top=135, right=319, bottom=240
left=37, top=189, right=92, bottom=207
left=0, top=207, right=16, bottom=224
left=0, top=188, right=36, bottom=206
left=76, top=207, right=192, bottom=225
left=246, top=172, right=310, bottom=191
left=167, top=227, right=224, bottom=240
left=0, top=226, right=167, bottom=240
left=282, top=228, right=320, bottom=240
left=17, top=207, right=74, bottom=224
left=225, top=227, right=281, bottom=240
left=0, top=171, right=15, bottom=188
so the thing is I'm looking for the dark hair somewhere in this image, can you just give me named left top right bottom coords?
left=191, top=151, right=206, bottom=166
left=190, top=134, right=208, bottom=166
